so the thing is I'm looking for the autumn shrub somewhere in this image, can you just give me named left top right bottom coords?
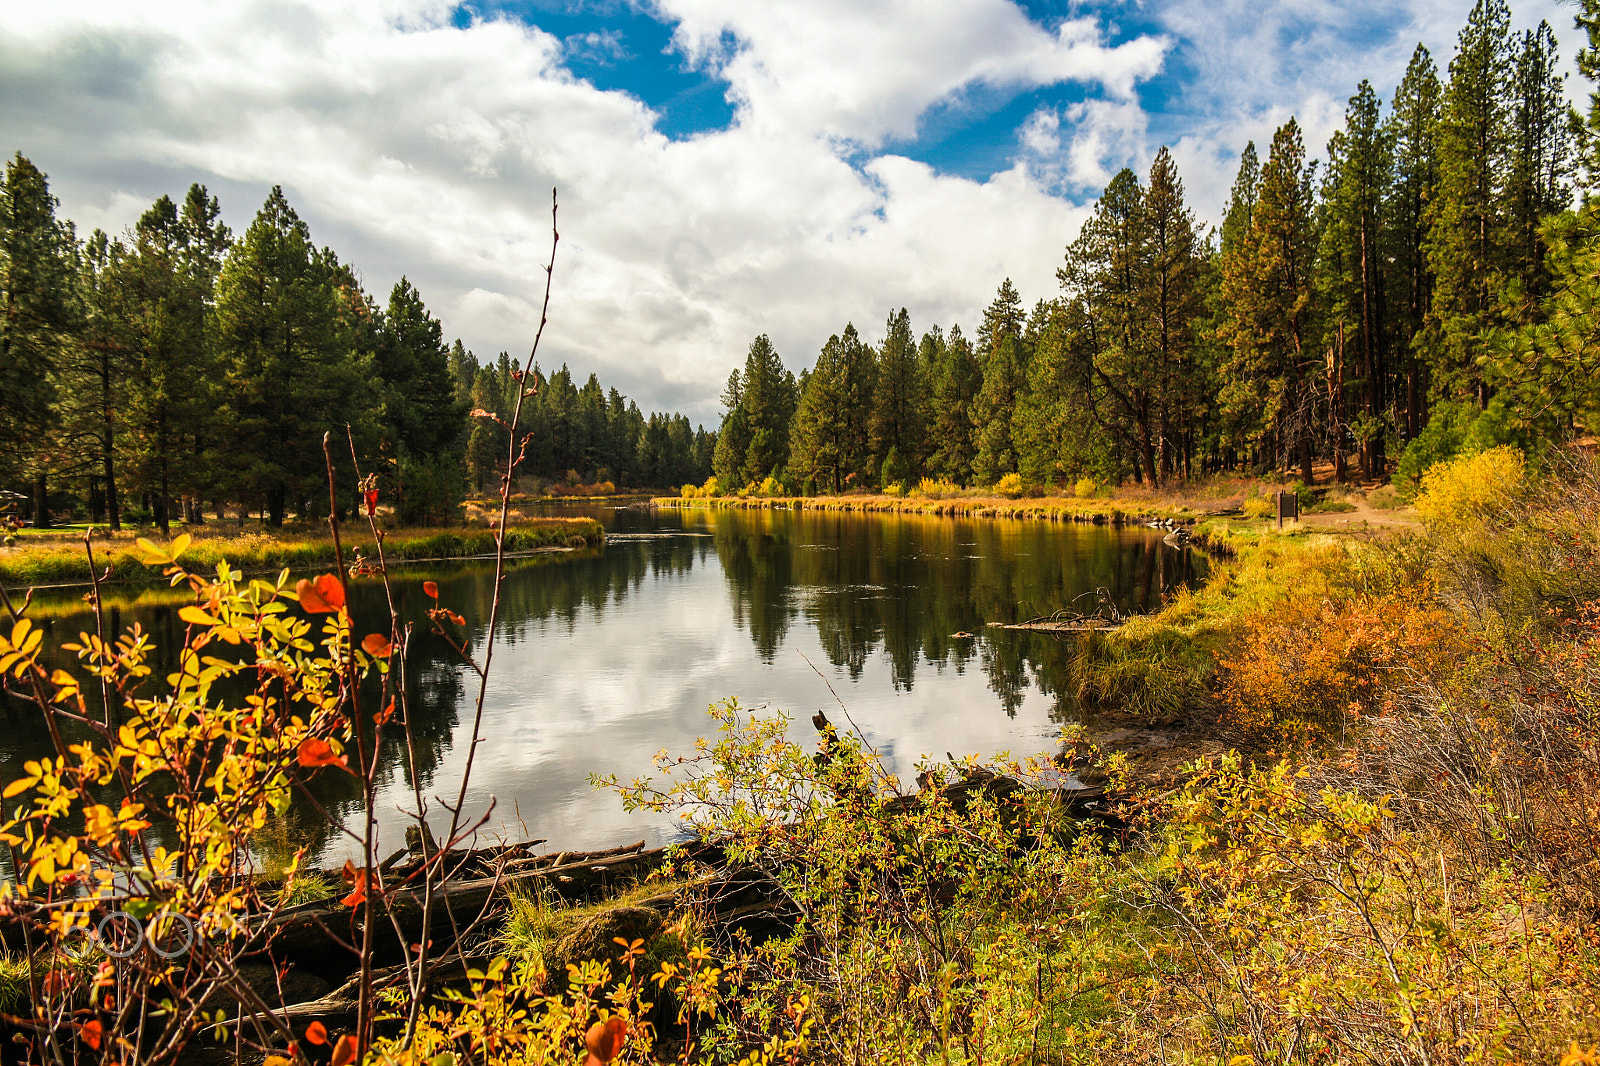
left=1240, top=495, right=1274, bottom=520
left=602, top=700, right=1107, bottom=1065
left=680, top=483, right=699, bottom=498
left=1073, top=477, right=1097, bottom=499
left=0, top=537, right=372, bottom=1064
left=1217, top=588, right=1458, bottom=745
left=994, top=472, right=1024, bottom=498
left=1414, top=446, right=1600, bottom=634
left=1144, top=754, right=1598, bottom=1064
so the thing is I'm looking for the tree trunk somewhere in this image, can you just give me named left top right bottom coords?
left=32, top=474, right=50, bottom=529
left=100, top=349, right=120, bottom=531
left=267, top=487, right=287, bottom=528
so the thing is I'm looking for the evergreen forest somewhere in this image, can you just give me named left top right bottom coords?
left=712, top=0, right=1600, bottom=498
left=0, top=180, right=715, bottom=531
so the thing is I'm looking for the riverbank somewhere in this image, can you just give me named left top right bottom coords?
left=0, top=519, right=604, bottom=591
left=616, top=449, right=1600, bottom=1061
left=652, top=491, right=1193, bottom=523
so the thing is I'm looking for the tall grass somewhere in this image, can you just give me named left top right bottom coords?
left=653, top=492, right=1180, bottom=522
left=0, top=519, right=602, bottom=590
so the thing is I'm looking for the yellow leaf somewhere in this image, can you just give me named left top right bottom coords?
left=170, top=532, right=191, bottom=559
left=178, top=606, right=218, bottom=626
left=3, top=777, right=36, bottom=798
left=136, top=537, right=169, bottom=563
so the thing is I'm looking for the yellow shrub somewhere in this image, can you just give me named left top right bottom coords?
left=700, top=475, right=719, bottom=497
left=1074, top=477, right=1098, bottom=499
left=917, top=477, right=960, bottom=499
left=883, top=481, right=904, bottom=497
left=1242, top=496, right=1274, bottom=520
left=680, top=483, right=699, bottom=498
left=995, top=472, right=1024, bottom=498
left=1414, top=445, right=1524, bottom=528
left=758, top=475, right=783, bottom=497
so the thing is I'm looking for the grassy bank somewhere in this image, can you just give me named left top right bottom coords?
left=653, top=491, right=1187, bottom=523
left=0, top=518, right=603, bottom=591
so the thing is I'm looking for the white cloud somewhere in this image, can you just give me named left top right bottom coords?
left=655, top=0, right=1167, bottom=146
left=1138, top=0, right=1575, bottom=226
left=0, top=0, right=1580, bottom=424
left=0, top=0, right=1158, bottom=424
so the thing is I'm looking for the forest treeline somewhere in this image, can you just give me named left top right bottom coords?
left=712, top=0, right=1600, bottom=497
left=0, top=179, right=714, bottom=530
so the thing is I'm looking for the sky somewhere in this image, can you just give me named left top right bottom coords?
left=0, top=0, right=1579, bottom=427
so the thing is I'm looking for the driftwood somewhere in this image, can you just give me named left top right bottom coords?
left=987, top=617, right=1120, bottom=632
left=264, top=840, right=700, bottom=961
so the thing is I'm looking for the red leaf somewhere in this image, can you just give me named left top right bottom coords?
left=423, top=580, right=439, bottom=599
left=314, top=573, right=346, bottom=609
left=81, top=1020, right=103, bottom=1051
left=295, top=579, right=330, bottom=613
left=304, top=1021, right=328, bottom=1046
left=331, top=1034, right=359, bottom=1066
left=373, top=700, right=396, bottom=726
left=362, top=633, right=392, bottom=658
left=297, top=738, right=347, bottom=770
left=446, top=610, right=466, bottom=626
left=340, top=860, right=359, bottom=884
left=585, top=1017, right=627, bottom=1064
left=296, top=575, right=346, bottom=613
left=363, top=488, right=379, bottom=518
left=341, top=869, right=368, bottom=909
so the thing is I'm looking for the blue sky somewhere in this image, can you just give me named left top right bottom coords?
left=0, top=0, right=1577, bottom=424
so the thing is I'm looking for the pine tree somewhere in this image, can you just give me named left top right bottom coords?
left=1141, top=147, right=1204, bottom=480
left=1220, top=142, right=1260, bottom=259
left=971, top=333, right=1022, bottom=483
left=375, top=278, right=467, bottom=521
left=1504, top=20, right=1570, bottom=311
left=870, top=308, right=923, bottom=476
left=925, top=324, right=980, bottom=483
left=978, top=278, right=1025, bottom=364
left=789, top=325, right=874, bottom=493
left=712, top=368, right=750, bottom=488
left=108, top=192, right=220, bottom=529
left=1217, top=119, right=1318, bottom=482
left=0, top=153, right=80, bottom=524
left=1389, top=44, right=1442, bottom=439
left=1423, top=0, right=1513, bottom=406
left=212, top=186, right=371, bottom=526
left=577, top=374, right=608, bottom=478
left=1320, top=80, right=1394, bottom=479
left=737, top=334, right=792, bottom=483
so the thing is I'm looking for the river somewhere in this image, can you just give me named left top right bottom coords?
left=2, top=503, right=1205, bottom=867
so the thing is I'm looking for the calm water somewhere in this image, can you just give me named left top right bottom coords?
left=3, top=505, right=1205, bottom=865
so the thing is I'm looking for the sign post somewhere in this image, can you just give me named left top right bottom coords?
left=1276, top=490, right=1300, bottom=530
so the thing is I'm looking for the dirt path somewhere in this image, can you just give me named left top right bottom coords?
left=1298, top=498, right=1418, bottom=532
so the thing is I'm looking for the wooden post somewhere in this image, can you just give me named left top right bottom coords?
left=1276, top=490, right=1300, bottom=530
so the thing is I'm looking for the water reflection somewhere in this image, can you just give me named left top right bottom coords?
left=3, top=505, right=1203, bottom=864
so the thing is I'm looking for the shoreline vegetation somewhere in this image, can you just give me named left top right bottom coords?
left=1, top=454, right=1597, bottom=1061
left=652, top=491, right=1189, bottom=523
left=0, top=518, right=603, bottom=592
